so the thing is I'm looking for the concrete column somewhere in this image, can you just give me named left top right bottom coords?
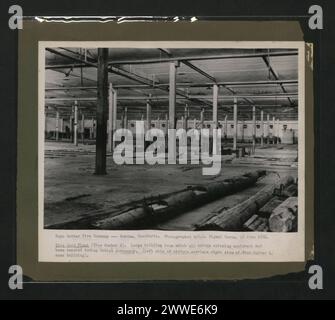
left=184, top=104, right=189, bottom=130
left=60, top=118, right=64, bottom=134
left=95, top=48, right=109, bottom=175
left=113, top=90, right=118, bottom=132
left=81, top=112, right=85, bottom=144
left=146, top=100, right=152, bottom=131
left=55, top=111, right=59, bottom=141
left=200, top=108, right=205, bottom=128
left=252, top=106, right=256, bottom=152
left=74, top=101, right=78, bottom=146
left=108, top=84, right=114, bottom=152
left=272, top=116, right=275, bottom=144
left=93, top=119, right=96, bottom=139
left=120, top=112, right=125, bottom=129
left=260, top=109, right=264, bottom=147
left=124, top=107, right=128, bottom=129
left=165, top=114, right=169, bottom=133
left=70, top=115, right=73, bottom=141
left=213, top=84, right=218, bottom=128
left=91, top=117, right=94, bottom=139
left=267, top=114, right=270, bottom=144
left=233, top=98, right=238, bottom=150
left=169, top=62, right=178, bottom=129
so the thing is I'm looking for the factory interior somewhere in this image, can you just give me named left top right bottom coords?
left=44, top=47, right=299, bottom=232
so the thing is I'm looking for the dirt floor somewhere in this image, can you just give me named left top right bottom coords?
left=44, top=141, right=298, bottom=229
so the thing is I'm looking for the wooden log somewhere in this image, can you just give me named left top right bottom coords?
left=273, top=176, right=295, bottom=196
left=196, top=175, right=294, bottom=231
left=191, top=170, right=266, bottom=203
left=248, top=216, right=266, bottom=230
left=269, top=197, right=298, bottom=232
left=243, top=215, right=268, bottom=231
left=243, top=214, right=258, bottom=230
left=92, top=170, right=266, bottom=229
left=92, top=206, right=153, bottom=229
left=255, top=221, right=269, bottom=232
left=155, top=190, right=196, bottom=216
left=282, top=183, right=298, bottom=197
left=197, top=186, right=274, bottom=231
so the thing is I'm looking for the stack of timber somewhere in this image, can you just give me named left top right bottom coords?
left=196, top=175, right=294, bottom=231
left=92, top=170, right=266, bottom=230
left=269, top=197, right=298, bottom=232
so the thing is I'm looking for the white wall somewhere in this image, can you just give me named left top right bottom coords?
left=45, top=116, right=298, bottom=140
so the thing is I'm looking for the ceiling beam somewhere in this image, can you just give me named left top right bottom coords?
left=262, top=56, right=294, bottom=106
left=45, top=79, right=298, bottom=91
left=46, top=50, right=298, bottom=67
left=182, top=60, right=217, bottom=83
left=108, top=50, right=299, bottom=65
left=45, top=93, right=298, bottom=102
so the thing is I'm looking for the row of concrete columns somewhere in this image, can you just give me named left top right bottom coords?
left=54, top=106, right=279, bottom=144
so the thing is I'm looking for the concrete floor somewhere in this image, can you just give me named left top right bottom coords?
left=44, top=141, right=298, bottom=229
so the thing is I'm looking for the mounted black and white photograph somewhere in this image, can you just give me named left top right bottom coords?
left=41, top=44, right=302, bottom=235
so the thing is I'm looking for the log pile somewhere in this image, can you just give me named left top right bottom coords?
left=269, top=197, right=298, bottom=232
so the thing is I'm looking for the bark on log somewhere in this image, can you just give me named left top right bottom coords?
left=93, top=206, right=153, bottom=229
left=269, top=197, right=298, bottom=232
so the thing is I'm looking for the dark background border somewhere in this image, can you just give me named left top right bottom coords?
left=1, top=0, right=334, bottom=299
